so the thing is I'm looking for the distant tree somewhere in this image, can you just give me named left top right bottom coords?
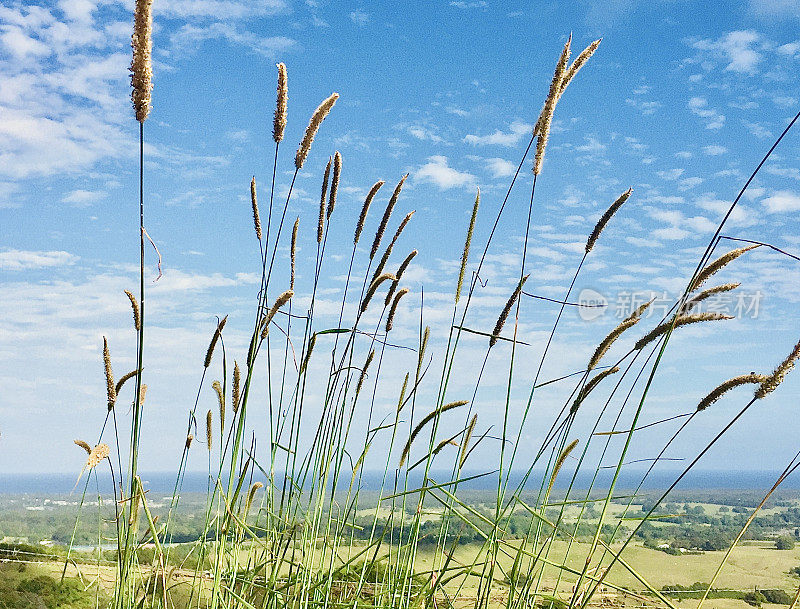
left=776, top=535, right=795, bottom=550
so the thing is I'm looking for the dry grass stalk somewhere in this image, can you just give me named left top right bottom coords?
left=534, top=36, right=571, bottom=175
left=356, top=350, right=375, bottom=395
left=244, top=481, right=264, bottom=515
left=697, top=373, right=767, bottom=411
left=681, top=282, right=740, bottom=313
left=103, top=337, right=116, bottom=410
left=295, top=92, right=339, bottom=169
left=489, top=275, right=529, bottom=347
left=206, top=409, right=213, bottom=450
left=399, top=400, right=469, bottom=468
left=327, top=151, right=341, bottom=218
left=372, top=210, right=415, bottom=282
left=115, top=369, right=141, bottom=394
left=459, top=414, right=478, bottom=469
left=571, top=367, right=620, bottom=414
left=130, top=0, right=153, bottom=122
left=361, top=273, right=396, bottom=313
left=559, top=39, right=602, bottom=95
left=204, top=315, right=228, bottom=368
left=318, top=157, right=332, bottom=243
left=291, top=217, right=299, bottom=290
left=250, top=177, right=262, bottom=240
left=385, top=249, right=417, bottom=306
left=371, top=174, right=408, bottom=259
left=74, top=439, right=92, bottom=454
left=261, top=290, right=294, bottom=338
left=547, top=438, right=579, bottom=497
left=212, top=380, right=225, bottom=430
left=124, top=290, right=141, bottom=331
left=634, top=312, right=733, bottom=351
left=691, top=245, right=759, bottom=291
left=185, top=434, right=194, bottom=449
left=300, top=334, right=316, bottom=374
left=273, top=63, right=287, bottom=143
left=232, top=361, right=241, bottom=413
left=86, top=443, right=110, bottom=470
left=587, top=317, right=640, bottom=371
left=585, top=188, right=632, bottom=253
left=756, top=338, right=800, bottom=399
left=355, top=181, right=385, bottom=245
left=386, top=288, right=410, bottom=332
left=456, top=190, right=480, bottom=304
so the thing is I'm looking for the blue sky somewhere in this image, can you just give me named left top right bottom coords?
left=1, top=0, right=800, bottom=477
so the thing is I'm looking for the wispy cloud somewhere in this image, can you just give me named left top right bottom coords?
left=464, top=120, right=532, bottom=146
left=416, top=155, right=477, bottom=190
left=763, top=190, right=800, bottom=213
left=688, top=96, right=726, bottom=130
left=691, top=30, right=763, bottom=74
left=0, top=249, right=79, bottom=272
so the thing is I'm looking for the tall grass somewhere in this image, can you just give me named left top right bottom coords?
left=65, top=4, right=800, bottom=608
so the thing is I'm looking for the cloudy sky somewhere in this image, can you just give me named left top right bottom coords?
left=2, top=0, right=800, bottom=479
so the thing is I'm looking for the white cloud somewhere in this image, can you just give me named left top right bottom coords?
left=484, top=157, right=515, bottom=178
left=170, top=23, right=295, bottom=56
left=749, top=0, right=800, bottom=19
left=773, top=95, right=797, bottom=108
left=349, top=9, right=369, bottom=25
left=625, top=97, right=662, bottom=115
left=691, top=30, right=762, bottom=75
left=763, top=190, right=800, bottom=213
left=464, top=120, right=532, bottom=146
left=407, top=125, right=444, bottom=143
left=657, top=168, right=684, bottom=180
left=688, top=97, right=726, bottom=130
left=703, top=144, right=728, bottom=155
left=416, top=155, right=476, bottom=190
left=0, top=249, right=79, bottom=271
left=679, top=177, right=704, bottom=190
left=61, top=189, right=107, bottom=205
left=743, top=120, right=773, bottom=139
left=155, top=0, right=287, bottom=19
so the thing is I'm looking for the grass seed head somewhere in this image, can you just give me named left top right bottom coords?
left=295, top=92, right=339, bottom=169
left=130, top=0, right=153, bottom=122
left=756, top=338, right=800, bottom=399
left=588, top=317, right=640, bottom=371
left=124, top=290, right=141, bottom=331
left=291, top=217, right=299, bottom=290
left=356, top=350, right=375, bottom=395
left=206, top=409, right=213, bottom=450
left=534, top=35, right=571, bottom=175
left=327, top=151, right=341, bottom=219
left=386, top=287, right=410, bottom=332
left=371, top=174, right=408, bottom=259
left=232, top=360, right=241, bottom=413
left=273, top=62, right=287, bottom=143
left=204, top=315, right=228, bottom=368
left=212, top=380, right=225, bottom=430
left=318, top=157, right=331, bottom=243
left=74, top=439, right=92, bottom=454
left=697, top=373, right=767, bottom=411
left=361, top=273, right=396, bottom=313
left=86, top=443, right=110, bottom=470
left=456, top=190, right=480, bottom=304
left=103, top=336, right=116, bottom=410
left=634, top=312, right=733, bottom=351
left=559, top=38, right=601, bottom=96
left=572, top=367, right=620, bottom=414
left=585, top=188, right=632, bottom=253
left=385, top=249, right=417, bottom=306
left=250, top=177, right=262, bottom=240
left=355, top=181, right=384, bottom=245
left=691, top=245, right=759, bottom=292
left=489, top=275, right=529, bottom=347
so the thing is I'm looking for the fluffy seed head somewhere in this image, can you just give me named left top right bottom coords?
left=371, top=174, right=408, bottom=259
left=361, top=273, right=396, bottom=313
left=635, top=312, right=733, bottom=351
left=697, top=373, right=767, bottom=411
left=534, top=35, right=571, bottom=175
left=356, top=350, right=375, bottom=395
left=588, top=316, right=640, bottom=371
left=185, top=434, right=194, bottom=449
left=399, top=400, right=468, bottom=468
left=547, top=439, right=579, bottom=496
left=86, top=443, right=110, bottom=470
left=459, top=414, right=478, bottom=470
left=206, top=409, right=213, bottom=450
left=103, top=337, right=116, bottom=410
left=250, top=177, right=262, bottom=240
left=355, top=181, right=384, bottom=245
left=571, top=367, right=620, bottom=414
left=74, top=439, right=92, bottom=454
left=115, top=369, right=141, bottom=395
left=681, top=282, right=740, bottom=314
left=586, top=188, right=632, bottom=253
left=372, top=210, right=415, bottom=282
left=212, top=380, right=225, bottom=430
left=756, top=338, right=800, bottom=399
left=457, top=190, right=480, bottom=304
left=232, top=361, right=241, bottom=413
left=624, top=297, right=656, bottom=322
left=691, top=245, right=759, bottom=292
left=244, top=481, right=264, bottom=514
left=204, top=315, right=228, bottom=368
left=386, top=288, right=410, bottom=332
left=130, top=0, right=153, bottom=122
left=295, top=93, right=339, bottom=169
left=490, top=275, right=529, bottom=347
left=290, top=217, right=299, bottom=290
left=318, top=157, right=331, bottom=243
left=300, top=334, right=316, bottom=374
left=261, top=290, right=294, bottom=338
left=124, top=290, right=141, bottom=331
left=327, top=151, right=341, bottom=219
left=559, top=38, right=602, bottom=96
left=273, top=63, right=287, bottom=143
left=385, top=249, right=417, bottom=306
